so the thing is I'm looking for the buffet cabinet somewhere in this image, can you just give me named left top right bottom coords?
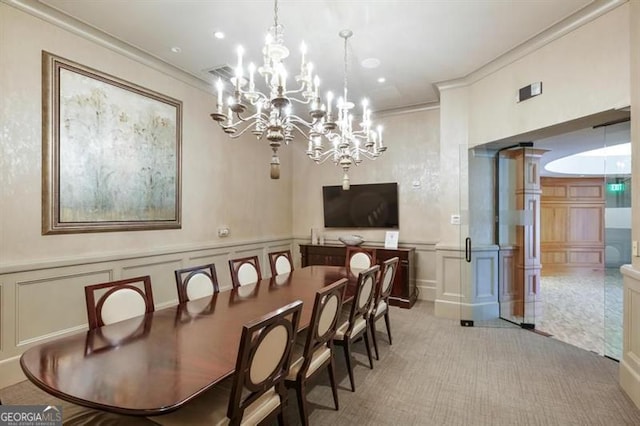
left=299, top=244, right=416, bottom=308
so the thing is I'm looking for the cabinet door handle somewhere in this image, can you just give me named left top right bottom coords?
left=465, top=237, right=472, bottom=263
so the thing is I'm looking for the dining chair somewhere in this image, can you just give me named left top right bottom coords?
left=345, top=246, right=376, bottom=278
left=229, top=255, right=262, bottom=288
left=174, top=263, right=219, bottom=304
left=333, top=264, right=379, bottom=392
left=268, top=250, right=294, bottom=276
left=285, top=278, right=347, bottom=425
left=84, top=276, right=155, bottom=330
left=369, top=257, right=399, bottom=360
left=150, top=300, right=303, bottom=426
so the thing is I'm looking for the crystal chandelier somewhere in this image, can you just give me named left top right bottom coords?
left=306, top=30, right=386, bottom=190
left=210, top=0, right=324, bottom=179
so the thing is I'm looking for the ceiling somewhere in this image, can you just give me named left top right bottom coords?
left=38, top=0, right=594, bottom=112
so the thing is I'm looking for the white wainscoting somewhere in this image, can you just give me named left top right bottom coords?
left=0, top=237, right=294, bottom=389
left=435, top=244, right=499, bottom=321
left=620, top=265, right=640, bottom=409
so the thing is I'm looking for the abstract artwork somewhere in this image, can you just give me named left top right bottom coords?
left=42, top=52, right=182, bottom=234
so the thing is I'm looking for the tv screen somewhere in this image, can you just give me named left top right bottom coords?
left=322, top=183, right=399, bottom=228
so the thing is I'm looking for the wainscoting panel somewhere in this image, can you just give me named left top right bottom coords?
left=0, top=237, right=294, bottom=389
left=620, top=265, right=640, bottom=409
left=16, top=270, right=111, bottom=345
left=122, top=257, right=184, bottom=307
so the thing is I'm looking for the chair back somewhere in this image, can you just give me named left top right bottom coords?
left=346, top=265, right=379, bottom=332
left=84, top=276, right=155, bottom=329
left=346, top=247, right=376, bottom=277
left=174, top=263, right=219, bottom=304
left=377, top=257, right=399, bottom=303
left=227, top=300, right=303, bottom=424
left=299, top=279, right=347, bottom=373
left=229, top=256, right=262, bottom=288
left=268, top=250, right=293, bottom=276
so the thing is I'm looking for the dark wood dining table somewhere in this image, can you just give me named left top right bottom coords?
left=19, top=265, right=353, bottom=416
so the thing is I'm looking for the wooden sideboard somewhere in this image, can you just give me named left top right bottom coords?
left=299, top=244, right=416, bottom=308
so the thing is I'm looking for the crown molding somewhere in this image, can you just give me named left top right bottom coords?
left=435, top=0, right=628, bottom=94
left=3, top=0, right=214, bottom=93
left=375, top=101, right=440, bottom=118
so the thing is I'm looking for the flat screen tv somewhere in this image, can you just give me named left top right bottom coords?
left=322, top=182, right=399, bottom=228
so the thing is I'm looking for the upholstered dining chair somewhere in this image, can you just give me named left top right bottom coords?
left=285, top=278, right=348, bottom=425
left=84, top=276, right=155, bottom=330
left=345, top=246, right=376, bottom=278
left=268, top=250, right=294, bottom=276
left=150, top=300, right=303, bottom=426
left=369, top=257, right=399, bottom=360
left=229, top=255, right=262, bottom=288
left=333, top=265, right=379, bottom=392
left=174, top=263, right=219, bottom=304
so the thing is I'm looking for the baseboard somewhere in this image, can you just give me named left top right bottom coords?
left=0, top=355, right=26, bottom=390
left=417, top=283, right=435, bottom=301
left=620, top=358, right=640, bottom=409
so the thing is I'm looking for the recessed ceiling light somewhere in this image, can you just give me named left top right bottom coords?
left=361, top=57, right=380, bottom=69
left=214, top=31, right=225, bottom=39
left=171, top=46, right=182, bottom=54
left=377, top=77, right=386, bottom=83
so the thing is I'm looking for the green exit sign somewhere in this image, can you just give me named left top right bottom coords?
left=608, top=183, right=625, bottom=192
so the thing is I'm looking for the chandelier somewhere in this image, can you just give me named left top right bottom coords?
left=210, top=0, right=324, bottom=179
left=306, top=30, right=386, bottom=190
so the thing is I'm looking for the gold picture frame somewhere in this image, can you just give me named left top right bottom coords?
left=42, top=51, right=182, bottom=234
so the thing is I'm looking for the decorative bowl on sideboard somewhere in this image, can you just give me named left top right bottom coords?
left=338, top=235, right=365, bottom=246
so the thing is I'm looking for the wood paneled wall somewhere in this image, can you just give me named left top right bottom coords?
left=540, top=177, right=604, bottom=275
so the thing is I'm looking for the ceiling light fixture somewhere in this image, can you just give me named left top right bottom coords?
left=213, top=31, right=225, bottom=39
left=210, top=0, right=324, bottom=179
left=306, top=30, right=386, bottom=190
left=377, top=77, right=386, bottom=83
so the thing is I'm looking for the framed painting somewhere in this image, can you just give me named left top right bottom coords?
left=42, top=51, right=182, bottom=234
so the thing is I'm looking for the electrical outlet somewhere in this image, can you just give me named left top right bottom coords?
left=218, top=227, right=230, bottom=238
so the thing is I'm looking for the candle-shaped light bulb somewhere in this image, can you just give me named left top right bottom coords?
left=306, top=62, right=314, bottom=82
left=313, top=75, right=320, bottom=97
left=227, top=97, right=234, bottom=125
left=300, top=41, right=307, bottom=67
left=377, top=125, right=383, bottom=147
left=235, top=46, right=244, bottom=86
left=248, top=62, right=256, bottom=91
left=216, top=78, right=223, bottom=112
left=326, top=91, right=333, bottom=117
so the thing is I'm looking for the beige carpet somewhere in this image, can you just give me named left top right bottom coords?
left=2, top=301, right=639, bottom=425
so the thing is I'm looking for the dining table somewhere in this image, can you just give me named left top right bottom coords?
left=19, top=265, right=354, bottom=417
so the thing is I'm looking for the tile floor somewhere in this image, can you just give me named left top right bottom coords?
left=535, top=268, right=622, bottom=359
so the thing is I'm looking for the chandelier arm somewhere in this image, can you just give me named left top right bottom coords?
left=288, top=114, right=316, bottom=128
left=287, top=96, right=313, bottom=105
left=288, top=121, right=315, bottom=136
left=308, top=151, right=338, bottom=164
left=223, top=122, right=261, bottom=139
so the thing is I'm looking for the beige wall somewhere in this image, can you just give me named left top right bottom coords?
left=468, top=3, right=630, bottom=145
left=620, top=0, right=640, bottom=409
left=0, top=3, right=293, bottom=265
left=291, top=107, right=440, bottom=300
left=0, top=3, right=294, bottom=386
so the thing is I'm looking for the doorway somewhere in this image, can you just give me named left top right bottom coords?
left=461, top=112, right=629, bottom=361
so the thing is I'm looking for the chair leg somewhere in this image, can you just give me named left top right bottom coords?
left=362, top=328, right=374, bottom=369
left=370, top=317, right=380, bottom=360
left=384, top=311, right=393, bottom=345
left=327, top=357, right=340, bottom=410
left=295, top=381, right=309, bottom=426
left=342, top=341, right=356, bottom=392
left=277, top=408, right=287, bottom=426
